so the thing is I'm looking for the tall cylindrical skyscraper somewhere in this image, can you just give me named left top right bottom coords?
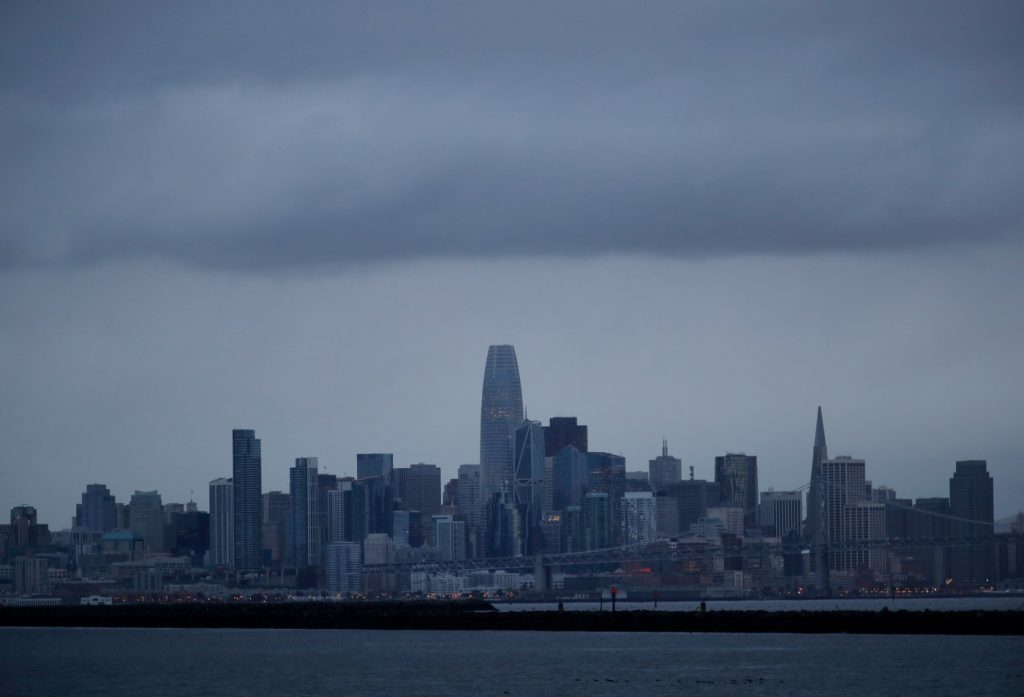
left=480, top=345, right=525, bottom=504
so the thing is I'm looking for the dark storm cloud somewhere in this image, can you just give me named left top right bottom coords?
left=1, top=1, right=1022, bottom=271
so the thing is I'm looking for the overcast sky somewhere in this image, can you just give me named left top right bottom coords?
left=1, top=2, right=1022, bottom=524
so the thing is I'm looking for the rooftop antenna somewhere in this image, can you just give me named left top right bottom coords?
left=662, top=437, right=668, bottom=457
left=689, top=465, right=694, bottom=481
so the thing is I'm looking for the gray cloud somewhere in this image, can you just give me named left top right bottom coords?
left=1, top=1, right=1023, bottom=272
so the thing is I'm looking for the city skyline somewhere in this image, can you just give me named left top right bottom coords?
left=3, top=351, right=1020, bottom=527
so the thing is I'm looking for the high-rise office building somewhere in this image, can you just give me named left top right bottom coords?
left=480, top=345, right=525, bottom=502
left=232, top=429, right=262, bottom=572
left=209, top=478, right=234, bottom=568
left=129, top=490, right=164, bottom=554
left=433, top=514, right=467, bottom=562
left=582, top=492, right=611, bottom=551
left=396, top=464, right=440, bottom=516
left=664, top=479, right=721, bottom=531
left=949, top=460, right=994, bottom=585
left=326, top=541, right=362, bottom=594
left=551, top=445, right=589, bottom=510
left=77, top=484, right=116, bottom=533
left=328, top=486, right=347, bottom=543
left=587, top=452, right=626, bottom=545
left=649, top=440, right=682, bottom=493
left=287, top=457, right=320, bottom=569
left=821, top=456, right=885, bottom=574
left=758, top=490, right=803, bottom=538
left=357, top=453, right=394, bottom=482
left=457, top=465, right=482, bottom=528
left=543, top=417, right=588, bottom=457
left=806, top=405, right=831, bottom=577
left=908, top=497, right=950, bottom=585
left=363, top=533, right=397, bottom=565
left=622, top=491, right=656, bottom=546
left=261, top=491, right=289, bottom=568
left=714, top=453, right=758, bottom=529
left=513, top=420, right=545, bottom=523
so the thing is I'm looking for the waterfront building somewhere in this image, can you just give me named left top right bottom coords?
left=714, top=453, right=758, bottom=529
left=480, top=345, right=525, bottom=502
left=622, top=491, right=657, bottom=546
left=209, top=478, right=234, bottom=568
left=232, top=429, right=262, bottom=572
left=129, top=490, right=164, bottom=554
left=326, top=542, right=362, bottom=594
left=649, top=440, right=682, bottom=493
left=357, top=453, right=394, bottom=483
left=287, top=457, right=320, bottom=569
left=949, top=460, right=995, bottom=585
left=758, top=490, right=802, bottom=538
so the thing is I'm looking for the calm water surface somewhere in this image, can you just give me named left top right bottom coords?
left=2, top=628, right=1022, bottom=696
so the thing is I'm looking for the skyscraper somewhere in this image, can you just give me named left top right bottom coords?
left=77, top=484, right=116, bottom=533
left=261, top=491, right=289, bottom=569
left=622, top=491, right=657, bottom=546
left=758, top=490, right=802, bottom=538
left=586, top=452, right=626, bottom=545
left=404, top=464, right=442, bottom=516
left=513, top=419, right=546, bottom=520
left=821, top=456, right=885, bottom=575
left=543, top=417, right=588, bottom=457
left=480, top=344, right=525, bottom=503
left=807, top=406, right=828, bottom=541
left=232, top=428, right=262, bottom=572
left=432, top=514, right=467, bottom=562
left=714, top=453, right=758, bottom=529
left=129, top=490, right=164, bottom=554
left=457, top=464, right=481, bottom=528
left=209, top=478, right=234, bottom=568
left=357, top=453, right=394, bottom=482
left=649, top=439, right=682, bottom=493
left=949, top=460, right=994, bottom=585
left=551, top=445, right=589, bottom=510
left=326, top=541, right=362, bottom=594
left=287, top=457, right=320, bottom=569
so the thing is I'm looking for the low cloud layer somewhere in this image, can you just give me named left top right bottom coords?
left=2, top=2, right=1022, bottom=271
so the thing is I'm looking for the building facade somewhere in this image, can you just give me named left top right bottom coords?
left=209, top=478, right=234, bottom=568
left=232, top=429, right=262, bottom=572
left=479, top=344, right=525, bottom=503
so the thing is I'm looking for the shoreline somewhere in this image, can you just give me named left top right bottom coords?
left=2, top=603, right=1021, bottom=635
